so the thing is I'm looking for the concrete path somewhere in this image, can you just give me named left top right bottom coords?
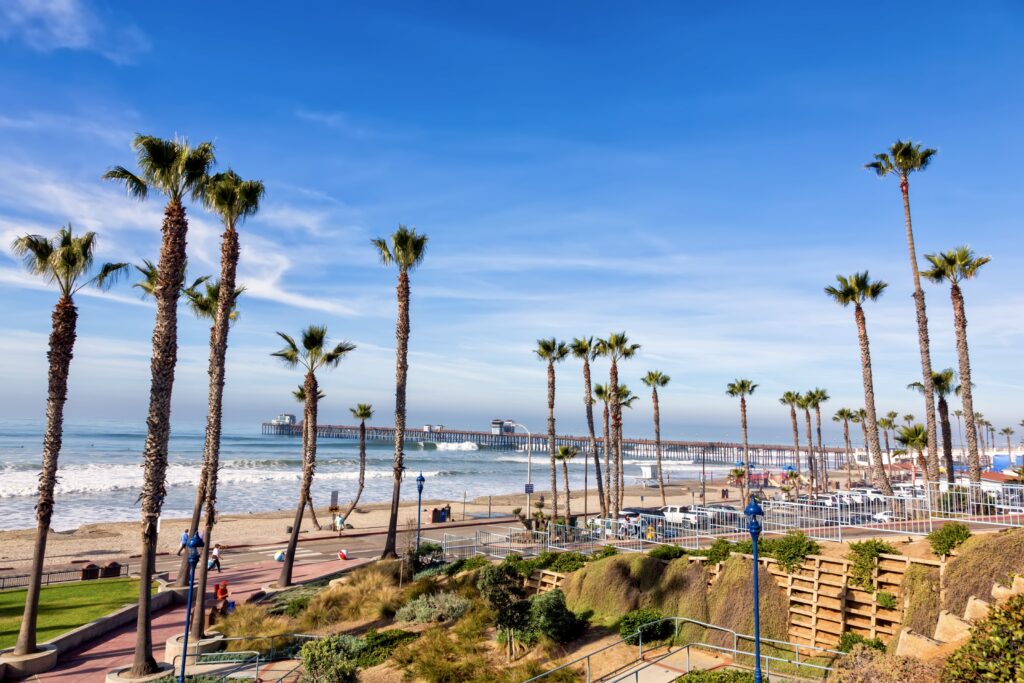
left=30, top=556, right=369, bottom=682
left=604, top=646, right=730, bottom=682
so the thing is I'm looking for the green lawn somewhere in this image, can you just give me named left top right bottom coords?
left=0, top=577, right=149, bottom=649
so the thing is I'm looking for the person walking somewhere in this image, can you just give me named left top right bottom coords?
left=176, top=529, right=189, bottom=556
left=209, top=544, right=222, bottom=573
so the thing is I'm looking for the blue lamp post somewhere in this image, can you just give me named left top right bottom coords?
left=745, top=498, right=765, bottom=682
left=416, top=473, right=426, bottom=555
left=179, top=532, right=205, bottom=683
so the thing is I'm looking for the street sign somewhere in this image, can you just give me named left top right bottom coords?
left=525, top=483, right=534, bottom=494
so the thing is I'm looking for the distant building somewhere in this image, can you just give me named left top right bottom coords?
left=422, top=424, right=445, bottom=433
left=270, top=413, right=296, bottom=426
left=491, top=419, right=517, bottom=435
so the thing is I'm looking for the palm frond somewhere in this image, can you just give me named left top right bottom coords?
left=102, top=165, right=148, bottom=200
left=90, top=262, right=132, bottom=292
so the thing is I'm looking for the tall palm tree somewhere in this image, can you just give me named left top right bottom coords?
left=373, top=226, right=428, bottom=558
left=974, top=412, right=987, bottom=463
left=571, top=337, right=605, bottom=518
left=271, top=326, right=355, bottom=586
left=726, top=379, right=757, bottom=502
left=903, top=414, right=915, bottom=426
left=779, top=392, right=804, bottom=481
left=878, top=414, right=896, bottom=480
left=339, top=404, right=374, bottom=528
left=290, top=386, right=325, bottom=530
left=807, top=388, right=830, bottom=490
left=866, top=140, right=940, bottom=477
left=1001, top=428, right=1015, bottom=458
left=594, top=383, right=612, bottom=515
left=908, top=368, right=958, bottom=484
left=824, top=272, right=893, bottom=496
left=535, top=338, right=569, bottom=520
left=896, top=424, right=929, bottom=486
left=554, top=446, right=579, bottom=519
left=8, top=228, right=126, bottom=656
left=104, top=134, right=215, bottom=675
left=596, top=333, right=640, bottom=518
left=617, top=385, right=639, bottom=510
left=798, top=394, right=817, bottom=493
left=923, top=247, right=990, bottom=484
left=954, top=409, right=966, bottom=457
left=641, top=370, right=671, bottom=506
left=832, top=408, right=856, bottom=488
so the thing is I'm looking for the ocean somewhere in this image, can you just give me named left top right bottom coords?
left=0, top=419, right=731, bottom=531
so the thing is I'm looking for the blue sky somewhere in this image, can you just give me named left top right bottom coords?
left=0, top=1, right=1022, bottom=444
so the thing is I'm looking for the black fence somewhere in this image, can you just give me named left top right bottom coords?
left=0, top=562, right=130, bottom=591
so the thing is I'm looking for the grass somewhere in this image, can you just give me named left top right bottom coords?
left=642, top=558, right=709, bottom=643
left=705, top=557, right=788, bottom=649
left=900, top=564, right=940, bottom=637
left=563, top=555, right=643, bottom=624
left=943, top=527, right=1024, bottom=616
left=0, top=577, right=150, bottom=650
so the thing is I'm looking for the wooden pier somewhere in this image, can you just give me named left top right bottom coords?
left=261, top=422, right=848, bottom=469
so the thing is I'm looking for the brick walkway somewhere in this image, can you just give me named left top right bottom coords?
left=32, top=557, right=369, bottom=682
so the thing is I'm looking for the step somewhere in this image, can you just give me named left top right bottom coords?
left=894, top=629, right=945, bottom=659
left=933, top=610, right=972, bottom=645
left=991, top=575, right=1024, bottom=604
left=964, top=596, right=992, bottom=623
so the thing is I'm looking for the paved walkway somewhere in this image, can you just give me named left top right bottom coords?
left=604, top=646, right=730, bottom=682
left=31, top=556, right=368, bottom=682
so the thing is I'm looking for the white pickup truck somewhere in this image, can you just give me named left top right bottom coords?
left=659, top=504, right=708, bottom=527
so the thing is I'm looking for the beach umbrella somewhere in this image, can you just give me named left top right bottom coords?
left=783, top=464, right=797, bottom=472
left=734, top=460, right=745, bottom=467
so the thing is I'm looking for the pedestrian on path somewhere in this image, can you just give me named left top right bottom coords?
left=176, top=529, right=189, bottom=556
left=209, top=544, right=222, bottom=573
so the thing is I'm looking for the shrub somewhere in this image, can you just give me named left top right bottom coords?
left=927, top=522, right=971, bottom=557
left=392, top=625, right=491, bottom=683
left=298, top=636, right=358, bottom=683
left=828, top=643, right=944, bottom=682
left=846, top=539, right=897, bottom=591
left=395, top=591, right=471, bottom=623
left=217, top=603, right=294, bottom=653
left=837, top=631, right=885, bottom=653
left=649, top=544, right=687, bottom=561
left=354, top=629, right=418, bottom=667
left=766, top=530, right=820, bottom=572
left=876, top=591, right=897, bottom=610
left=525, top=589, right=582, bottom=644
left=901, top=565, right=941, bottom=636
left=944, top=593, right=1024, bottom=681
left=620, top=607, right=672, bottom=645
left=673, top=671, right=756, bottom=682
left=589, top=544, right=619, bottom=561
left=943, top=527, right=1024, bottom=615
left=699, top=538, right=735, bottom=565
left=549, top=551, right=588, bottom=573
left=283, top=594, right=310, bottom=618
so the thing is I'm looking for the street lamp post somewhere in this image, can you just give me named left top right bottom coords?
left=745, top=498, right=765, bottom=683
left=179, top=532, right=205, bottom=683
left=416, top=473, right=425, bottom=556
left=511, top=422, right=533, bottom=516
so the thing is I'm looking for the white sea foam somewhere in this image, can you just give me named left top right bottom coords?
left=433, top=441, right=479, bottom=451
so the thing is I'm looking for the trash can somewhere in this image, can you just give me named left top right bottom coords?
left=100, top=561, right=122, bottom=578
left=80, top=563, right=100, bottom=580
left=430, top=508, right=441, bottom=523
left=439, top=508, right=447, bottom=522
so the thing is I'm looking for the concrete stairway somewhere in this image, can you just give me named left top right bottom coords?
left=895, top=574, right=1024, bottom=659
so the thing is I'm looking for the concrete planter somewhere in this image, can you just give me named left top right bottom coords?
left=104, top=662, right=174, bottom=682
left=163, top=631, right=225, bottom=665
left=0, top=644, right=58, bottom=679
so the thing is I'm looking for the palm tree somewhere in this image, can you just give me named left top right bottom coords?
left=340, top=404, right=374, bottom=527
left=824, top=272, right=893, bottom=496
left=617, top=385, right=639, bottom=510
left=896, top=424, right=929, bottom=486
left=554, top=446, right=579, bottom=519
left=373, top=226, right=428, bottom=558
left=798, top=394, right=817, bottom=493
left=833, top=408, right=856, bottom=488
left=571, top=337, right=605, bottom=518
left=726, top=379, right=757, bottom=502
left=8, top=228, right=126, bottom=656
left=290, top=386, right=325, bottom=530
left=974, top=412, right=987, bottom=464
left=272, top=326, right=355, bottom=586
left=903, top=414, right=915, bottom=426
left=535, top=338, right=569, bottom=520
left=878, top=414, right=896, bottom=480
left=954, top=409, right=966, bottom=457
left=594, top=383, right=612, bottom=515
left=866, top=140, right=940, bottom=477
left=641, top=370, right=671, bottom=506
left=923, top=247, right=990, bottom=484
left=596, top=333, right=640, bottom=518
left=908, top=369, right=958, bottom=484
left=104, top=134, right=215, bottom=675
left=1001, top=428, right=1015, bottom=458
left=807, top=388, right=831, bottom=490
left=779, top=392, right=804, bottom=481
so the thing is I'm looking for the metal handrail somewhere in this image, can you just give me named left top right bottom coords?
left=522, top=616, right=843, bottom=683
left=171, top=649, right=261, bottom=680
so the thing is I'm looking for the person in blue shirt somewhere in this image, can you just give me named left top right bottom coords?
left=176, top=529, right=189, bottom=556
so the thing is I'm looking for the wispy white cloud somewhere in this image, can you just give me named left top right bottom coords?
left=0, top=111, right=135, bottom=148
left=295, top=109, right=373, bottom=138
left=0, top=0, right=149, bottom=64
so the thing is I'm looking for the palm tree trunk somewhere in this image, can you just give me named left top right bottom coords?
left=617, top=428, right=625, bottom=511
left=814, top=406, right=828, bottom=491
left=954, top=414, right=964, bottom=462
left=881, top=428, right=891, bottom=481
left=602, top=403, right=611, bottom=516
left=562, top=461, right=571, bottom=519
left=652, top=388, right=666, bottom=506
left=187, top=223, right=241, bottom=638
left=14, top=297, right=77, bottom=656
left=546, top=359, right=559, bottom=521
left=609, top=360, right=622, bottom=518
left=789, top=406, right=801, bottom=479
left=937, top=396, right=955, bottom=484
left=341, top=420, right=368, bottom=524
left=279, top=373, right=318, bottom=586
left=843, top=420, right=852, bottom=489
left=740, top=397, right=750, bottom=503
left=900, top=179, right=940, bottom=479
left=582, top=359, right=605, bottom=518
left=949, top=283, right=981, bottom=483
left=383, top=271, right=411, bottom=557
left=854, top=304, right=893, bottom=496
left=132, top=200, right=189, bottom=676
left=804, top=410, right=816, bottom=494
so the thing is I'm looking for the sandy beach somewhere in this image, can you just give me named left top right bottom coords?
left=0, top=479, right=736, bottom=571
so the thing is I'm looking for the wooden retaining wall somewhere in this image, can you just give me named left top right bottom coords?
left=525, top=569, right=566, bottom=595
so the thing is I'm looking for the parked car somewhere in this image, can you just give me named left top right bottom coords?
left=892, top=484, right=925, bottom=499
left=660, top=504, right=707, bottom=528
left=872, top=510, right=911, bottom=523
left=849, top=487, right=887, bottom=503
